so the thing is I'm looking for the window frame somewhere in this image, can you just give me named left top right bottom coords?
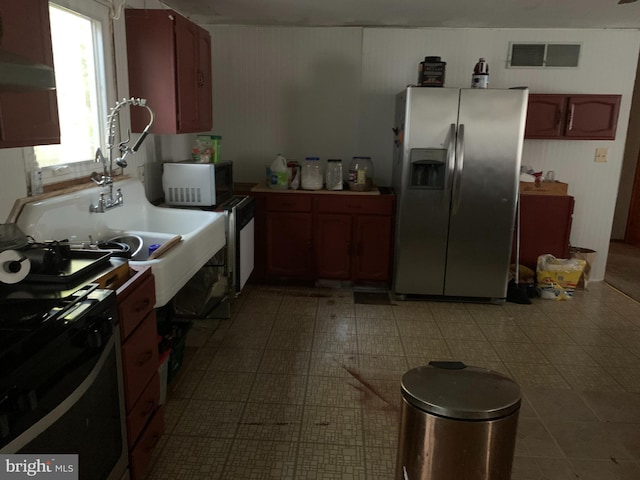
left=507, top=41, right=582, bottom=69
left=36, top=0, right=116, bottom=182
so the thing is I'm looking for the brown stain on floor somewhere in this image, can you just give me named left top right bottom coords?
left=342, top=365, right=399, bottom=411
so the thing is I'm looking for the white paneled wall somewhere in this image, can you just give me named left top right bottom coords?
left=210, top=26, right=363, bottom=182
left=209, top=25, right=640, bottom=281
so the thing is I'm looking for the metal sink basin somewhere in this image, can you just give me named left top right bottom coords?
left=15, top=179, right=226, bottom=307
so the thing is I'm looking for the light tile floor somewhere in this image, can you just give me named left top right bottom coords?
left=145, top=282, right=640, bottom=480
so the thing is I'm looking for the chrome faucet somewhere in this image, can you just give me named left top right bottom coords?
left=90, top=97, right=154, bottom=213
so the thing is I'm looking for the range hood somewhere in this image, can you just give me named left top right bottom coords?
left=0, top=49, right=56, bottom=92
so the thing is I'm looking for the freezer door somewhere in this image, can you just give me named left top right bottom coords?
left=444, top=88, right=528, bottom=298
left=393, top=87, right=460, bottom=295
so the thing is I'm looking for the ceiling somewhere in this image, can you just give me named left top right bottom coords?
left=159, top=0, right=640, bottom=29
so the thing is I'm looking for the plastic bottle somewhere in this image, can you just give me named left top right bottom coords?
left=301, top=157, right=323, bottom=190
left=325, top=159, right=343, bottom=190
left=471, top=58, right=489, bottom=89
left=269, top=153, right=289, bottom=189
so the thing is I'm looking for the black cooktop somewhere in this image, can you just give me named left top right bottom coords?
left=0, top=284, right=114, bottom=373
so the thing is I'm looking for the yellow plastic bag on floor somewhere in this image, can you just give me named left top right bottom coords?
left=536, top=254, right=586, bottom=301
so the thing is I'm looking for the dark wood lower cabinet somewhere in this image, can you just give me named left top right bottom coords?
left=316, top=214, right=352, bottom=279
left=513, top=194, right=575, bottom=271
left=252, top=188, right=395, bottom=284
left=266, top=211, right=314, bottom=279
left=352, top=215, right=393, bottom=281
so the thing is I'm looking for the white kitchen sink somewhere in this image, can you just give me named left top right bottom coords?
left=15, top=178, right=226, bottom=307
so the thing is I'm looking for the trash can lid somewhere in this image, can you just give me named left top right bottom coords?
left=401, top=361, right=521, bottom=420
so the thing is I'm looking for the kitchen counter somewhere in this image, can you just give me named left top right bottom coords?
left=250, top=184, right=391, bottom=195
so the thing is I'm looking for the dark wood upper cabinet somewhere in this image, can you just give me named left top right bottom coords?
left=525, top=94, right=621, bottom=140
left=125, top=9, right=212, bottom=134
left=0, top=0, right=60, bottom=148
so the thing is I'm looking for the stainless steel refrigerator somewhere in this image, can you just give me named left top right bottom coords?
left=391, top=86, right=528, bottom=300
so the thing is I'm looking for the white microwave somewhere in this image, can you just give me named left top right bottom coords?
left=162, top=161, right=233, bottom=207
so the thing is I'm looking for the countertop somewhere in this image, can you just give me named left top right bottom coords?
left=250, top=184, right=392, bottom=196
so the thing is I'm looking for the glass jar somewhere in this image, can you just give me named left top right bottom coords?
left=348, top=156, right=374, bottom=191
left=325, top=159, right=343, bottom=190
left=301, top=157, right=323, bottom=190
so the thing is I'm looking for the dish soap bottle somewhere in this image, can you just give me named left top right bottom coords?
left=471, top=58, right=489, bottom=89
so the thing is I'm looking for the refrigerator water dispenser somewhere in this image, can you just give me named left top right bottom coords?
left=410, top=149, right=446, bottom=189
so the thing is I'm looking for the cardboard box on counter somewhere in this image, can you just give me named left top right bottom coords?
left=520, top=181, right=568, bottom=195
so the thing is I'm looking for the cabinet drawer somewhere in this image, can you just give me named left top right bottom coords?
left=317, top=196, right=394, bottom=215
left=123, top=311, right=159, bottom=412
left=267, top=194, right=312, bottom=212
left=129, top=406, right=165, bottom=480
left=119, top=275, right=156, bottom=340
left=127, top=372, right=161, bottom=447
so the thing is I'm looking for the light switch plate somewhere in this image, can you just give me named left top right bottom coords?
left=595, top=148, right=608, bottom=163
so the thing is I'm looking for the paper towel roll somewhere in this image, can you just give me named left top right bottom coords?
left=0, top=249, right=31, bottom=284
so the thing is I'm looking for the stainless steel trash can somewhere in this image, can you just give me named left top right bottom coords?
left=396, top=361, right=521, bottom=480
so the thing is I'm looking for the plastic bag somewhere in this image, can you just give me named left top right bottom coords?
left=536, top=254, right=586, bottom=301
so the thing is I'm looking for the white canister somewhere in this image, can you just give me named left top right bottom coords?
left=301, top=157, right=323, bottom=190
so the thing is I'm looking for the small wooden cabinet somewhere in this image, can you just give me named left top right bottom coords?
left=265, top=194, right=314, bottom=279
left=253, top=188, right=395, bottom=284
left=116, top=266, right=163, bottom=480
left=525, top=94, right=621, bottom=140
left=0, top=0, right=60, bottom=148
left=513, top=194, right=575, bottom=271
left=316, top=196, right=394, bottom=282
left=125, top=9, right=212, bottom=134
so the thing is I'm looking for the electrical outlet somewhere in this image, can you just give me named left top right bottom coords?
left=595, top=148, right=608, bottom=163
left=137, top=165, right=145, bottom=183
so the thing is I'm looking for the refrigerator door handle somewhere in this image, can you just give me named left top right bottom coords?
left=452, top=123, right=465, bottom=215
left=446, top=123, right=456, bottom=198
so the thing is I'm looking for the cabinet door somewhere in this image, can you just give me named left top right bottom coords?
left=516, top=194, right=574, bottom=271
left=175, top=15, right=200, bottom=133
left=197, top=29, right=213, bottom=131
left=316, top=214, right=352, bottom=279
left=122, top=311, right=159, bottom=413
left=129, top=406, right=164, bottom=480
left=565, top=95, right=621, bottom=140
left=266, top=212, right=313, bottom=278
left=524, top=95, right=566, bottom=139
left=352, top=215, right=393, bottom=282
left=125, top=9, right=178, bottom=134
left=0, top=0, right=60, bottom=148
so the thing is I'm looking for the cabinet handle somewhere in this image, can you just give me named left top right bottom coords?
left=554, top=109, right=561, bottom=129
left=135, top=299, right=150, bottom=312
left=137, top=350, right=154, bottom=366
left=197, top=70, right=205, bottom=87
left=141, top=400, right=156, bottom=417
left=567, top=104, right=575, bottom=131
left=146, top=433, right=162, bottom=452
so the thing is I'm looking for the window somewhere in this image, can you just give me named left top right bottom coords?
left=508, top=42, right=581, bottom=68
left=35, top=1, right=114, bottom=175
